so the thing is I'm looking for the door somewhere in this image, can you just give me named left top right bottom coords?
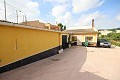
left=62, top=35, right=68, bottom=49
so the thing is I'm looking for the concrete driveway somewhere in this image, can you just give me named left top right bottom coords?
left=0, top=46, right=120, bottom=80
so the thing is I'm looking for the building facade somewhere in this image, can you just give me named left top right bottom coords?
left=65, top=28, right=98, bottom=47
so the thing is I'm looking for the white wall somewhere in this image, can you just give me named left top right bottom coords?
left=77, top=35, right=82, bottom=45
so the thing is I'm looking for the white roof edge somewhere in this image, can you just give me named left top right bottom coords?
left=67, top=26, right=98, bottom=32
left=93, top=28, right=98, bottom=32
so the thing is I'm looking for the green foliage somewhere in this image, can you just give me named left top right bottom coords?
left=110, top=40, right=120, bottom=47
left=57, top=23, right=66, bottom=31
left=64, top=25, right=66, bottom=30
left=100, top=35, right=107, bottom=38
left=98, top=32, right=101, bottom=35
left=107, top=33, right=120, bottom=41
left=57, top=23, right=63, bottom=31
left=107, top=33, right=112, bottom=37
left=109, top=29, right=116, bottom=33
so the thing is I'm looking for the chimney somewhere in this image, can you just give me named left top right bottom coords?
left=92, top=19, right=94, bottom=28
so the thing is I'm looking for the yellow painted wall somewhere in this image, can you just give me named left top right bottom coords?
left=0, top=25, right=61, bottom=67
left=59, top=33, right=62, bottom=45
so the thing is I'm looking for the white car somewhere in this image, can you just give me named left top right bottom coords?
left=97, top=39, right=111, bottom=48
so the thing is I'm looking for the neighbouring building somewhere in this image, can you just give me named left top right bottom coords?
left=116, top=30, right=120, bottom=33
left=99, top=30, right=112, bottom=35
left=45, top=23, right=60, bottom=31
left=99, top=29, right=120, bottom=35
left=21, top=20, right=45, bottom=28
left=21, top=20, right=60, bottom=31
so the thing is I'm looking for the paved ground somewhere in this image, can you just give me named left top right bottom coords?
left=0, top=46, right=120, bottom=80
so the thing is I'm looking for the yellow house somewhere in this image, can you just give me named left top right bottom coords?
left=64, top=19, right=98, bottom=47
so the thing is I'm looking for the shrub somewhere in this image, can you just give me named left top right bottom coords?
left=110, top=40, right=120, bottom=47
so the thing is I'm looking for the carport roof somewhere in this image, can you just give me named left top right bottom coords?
left=63, top=26, right=98, bottom=34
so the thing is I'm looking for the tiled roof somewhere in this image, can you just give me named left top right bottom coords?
left=21, top=20, right=60, bottom=31
left=21, top=20, right=45, bottom=28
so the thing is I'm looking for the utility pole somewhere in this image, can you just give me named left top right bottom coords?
left=25, top=15, right=27, bottom=25
left=23, top=15, right=24, bottom=22
left=4, top=0, right=7, bottom=21
left=16, top=10, right=18, bottom=23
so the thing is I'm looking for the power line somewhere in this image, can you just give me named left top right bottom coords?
left=0, top=0, right=22, bottom=13
left=0, top=0, right=36, bottom=23
left=2, top=0, right=26, bottom=23
left=5, top=2, right=22, bottom=12
left=3, top=0, right=34, bottom=15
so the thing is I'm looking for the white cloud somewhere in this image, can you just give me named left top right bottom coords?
left=72, top=0, right=104, bottom=13
left=50, top=1, right=73, bottom=27
left=64, top=12, right=72, bottom=25
left=44, top=0, right=107, bottom=29
left=116, top=13, right=120, bottom=21
left=56, top=12, right=73, bottom=27
left=0, top=0, right=40, bottom=23
left=44, top=0, right=67, bottom=4
left=74, top=11, right=105, bottom=27
left=51, top=5, right=67, bottom=17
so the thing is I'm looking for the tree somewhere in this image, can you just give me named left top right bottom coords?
left=107, top=33, right=112, bottom=37
left=107, top=33, right=120, bottom=41
left=111, top=29, right=116, bottom=33
left=101, top=35, right=105, bottom=38
left=58, top=23, right=63, bottom=31
left=63, top=25, right=66, bottom=30
left=57, top=23, right=66, bottom=31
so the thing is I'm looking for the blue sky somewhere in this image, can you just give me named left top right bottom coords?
left=0, top=0, right=120, bottom=29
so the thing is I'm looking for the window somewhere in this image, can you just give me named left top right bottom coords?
left=72, top=36, right=77, bottom=41
left=85, top=36, right=93, bottom=42
left=100, top=39, right=107, bottom=42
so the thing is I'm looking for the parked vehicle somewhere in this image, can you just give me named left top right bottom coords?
left=97, top=39, right=111, bottom=48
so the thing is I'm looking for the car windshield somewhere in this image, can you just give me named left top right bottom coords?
left=100, top=39, right=107, bottom=42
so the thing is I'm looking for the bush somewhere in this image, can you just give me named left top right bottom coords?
left=107, top=33, right=120, bottom=41
left=110, top=40, right=120, bottom=47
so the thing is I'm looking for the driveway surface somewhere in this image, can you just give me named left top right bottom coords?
left=0, top=46, right=120, bottom=80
